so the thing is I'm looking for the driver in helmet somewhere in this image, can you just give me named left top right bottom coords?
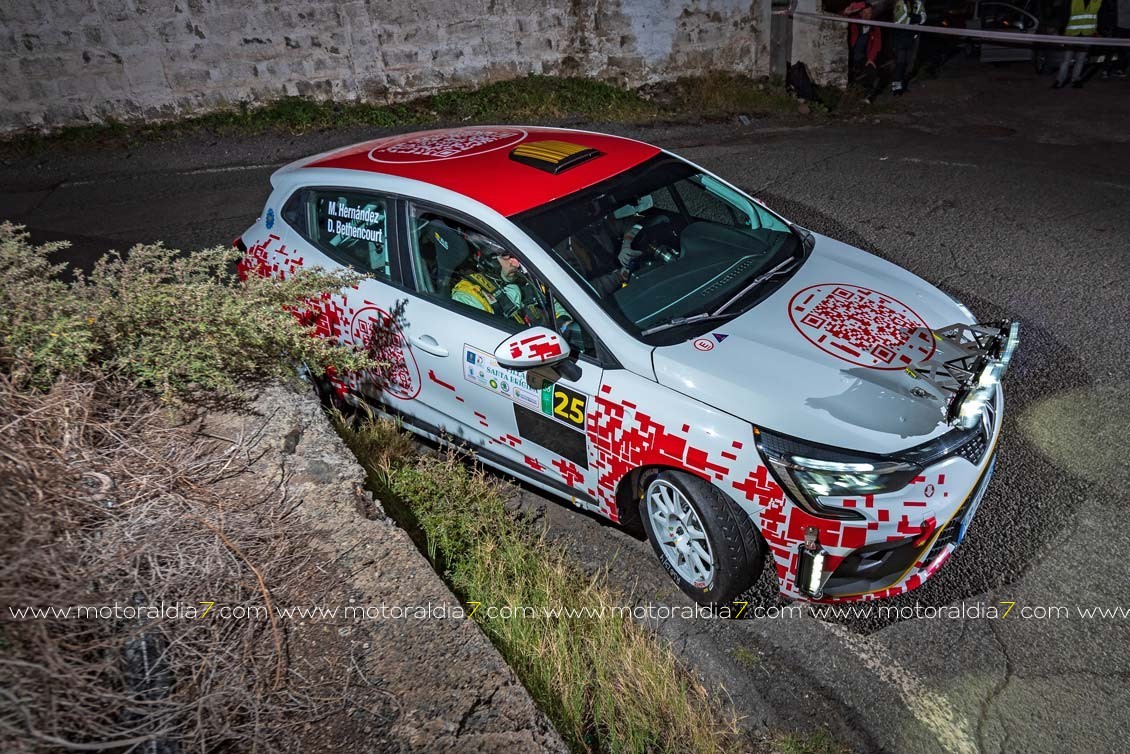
left=451, top=232, right=569, bottom=331
left=558, top=208, right=650, bottom=297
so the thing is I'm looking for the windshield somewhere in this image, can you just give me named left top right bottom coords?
left=513, top=155, right=804, bottom=342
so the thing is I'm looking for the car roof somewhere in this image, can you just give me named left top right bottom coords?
left=301, top=126, right=661, bottom=217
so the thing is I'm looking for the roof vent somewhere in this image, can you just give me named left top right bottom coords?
left=509, top=140, right=602, bottom=174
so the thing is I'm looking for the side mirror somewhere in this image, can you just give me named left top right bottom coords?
left=494, top=326, right=571, bottom=370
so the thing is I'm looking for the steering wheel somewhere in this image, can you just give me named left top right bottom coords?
left=625, top=215, right=684, bottom=271
left=629, top=215, right=675, bottom=251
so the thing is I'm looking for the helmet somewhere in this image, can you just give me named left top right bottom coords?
left=466, top=231, right=519, bottom=276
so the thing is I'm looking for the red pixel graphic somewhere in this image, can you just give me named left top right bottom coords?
left=350, top=306, right=421, bottom=400
left=507, top=331, right=563, bottom=362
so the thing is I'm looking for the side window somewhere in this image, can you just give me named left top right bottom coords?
left=297, top=189, right=391, bottom=279
left=406, top=205, right=550, bottom=331
left=548, top=293, right=599, bottom=360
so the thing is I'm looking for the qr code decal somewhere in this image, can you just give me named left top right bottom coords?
left=789, top=284, right=935, bottom=369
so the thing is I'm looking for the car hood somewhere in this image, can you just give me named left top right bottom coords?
left=651, top=234, right=971, bottom=454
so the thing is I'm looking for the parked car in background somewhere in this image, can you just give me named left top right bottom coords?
left=968, top=0, right=1043, bottom=63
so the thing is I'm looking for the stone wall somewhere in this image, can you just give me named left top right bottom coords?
left=0, top=0, right=773, bottom=133
left=788, top=0, right=848, bottom=88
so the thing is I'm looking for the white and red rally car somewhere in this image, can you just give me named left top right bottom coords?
left=238, top=126, right=1018, bottom=605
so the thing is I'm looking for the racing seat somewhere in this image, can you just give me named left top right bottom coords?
left=423, top=219, right=471, bottom=297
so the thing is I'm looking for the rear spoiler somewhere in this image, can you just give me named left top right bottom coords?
left=905, top=321, right=1020, bottom=428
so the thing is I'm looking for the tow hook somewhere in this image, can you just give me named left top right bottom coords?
left=796, top=526, right=830, bottom=599
left=912, top=517, right=938, bottom=548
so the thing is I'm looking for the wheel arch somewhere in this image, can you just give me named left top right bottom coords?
left=615, top=463, right=714, bottom=533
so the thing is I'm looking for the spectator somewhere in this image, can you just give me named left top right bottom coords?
left=843, top=0, right=883, bottom=100
left=1098, top=0, right=1129, bottom=77
left=1055, top=0, right=1104, bottom=87
left=891, top=0, right=927, bottom=95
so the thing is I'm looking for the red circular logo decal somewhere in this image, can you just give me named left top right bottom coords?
left=788, top=284, right=935, bottom=370
left=693, top=338, right=714, bottom=352
left=367, top=127, right=527, bottom=164
left=349, top=306, right=421, bottom=400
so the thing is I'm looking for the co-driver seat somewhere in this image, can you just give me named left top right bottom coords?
left=422, top=219, right=471, bottom=297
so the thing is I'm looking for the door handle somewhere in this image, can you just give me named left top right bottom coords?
left=410, top=335, right=449, bottom=357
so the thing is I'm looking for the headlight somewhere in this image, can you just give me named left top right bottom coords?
left=955, top=385, right=995, bottom=428
left=997, top=320, right=1020, bottom=366
left=755, top=428, right=921, bottom=520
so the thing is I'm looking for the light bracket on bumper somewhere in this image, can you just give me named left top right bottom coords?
left=796, top=526, right=830, bottom=599
left=905, top=320, right=1019, bottom=429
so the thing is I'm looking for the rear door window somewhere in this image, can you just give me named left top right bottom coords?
left=293, top=189, right=392, bottom=279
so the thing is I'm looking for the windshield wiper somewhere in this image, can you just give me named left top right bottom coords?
left=639, top=311, right=737, bottom=337
left=710, top=256, right=799, bottom=318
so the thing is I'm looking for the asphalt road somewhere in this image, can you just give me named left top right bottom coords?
left=3, top=61, right=1127, bottom=754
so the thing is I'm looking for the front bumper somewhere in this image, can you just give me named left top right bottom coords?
left=772, top=387, right=1004, bottom=602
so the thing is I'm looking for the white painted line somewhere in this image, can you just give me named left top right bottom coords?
left=823, top=622, right=980, bottom=754
left=1093, top=180, right=1130, bottom=191
left=900, top=157, right=979, bottom=169
left=62, top=162, right=281, bottom=187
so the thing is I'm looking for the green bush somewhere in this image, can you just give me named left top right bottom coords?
left=0, top=222, right=374, bottom=398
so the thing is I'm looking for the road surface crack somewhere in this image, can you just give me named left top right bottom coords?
left=755, top=144, right=865, bottom=193
left=976, top=618, right=1014, bottom=754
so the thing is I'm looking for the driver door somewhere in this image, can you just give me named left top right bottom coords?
left=399, top=201, right=606, bottom=508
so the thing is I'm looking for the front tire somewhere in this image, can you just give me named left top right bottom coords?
left=640, top=470, right=765, bottom=606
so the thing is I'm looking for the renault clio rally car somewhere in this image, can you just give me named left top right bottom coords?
left=237, top=126, right=1019, bottom=605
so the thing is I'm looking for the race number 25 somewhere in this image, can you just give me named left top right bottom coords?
left=551, top=384, right=587, bottom=429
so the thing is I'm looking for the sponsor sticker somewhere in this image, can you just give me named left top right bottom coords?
left=788, top=283, right=935, bottom=369
left=265, top=208, right=275, bottom=229
left=463, top=345, right=586, bottom=432
left=693, top=338, right=714, bottom=352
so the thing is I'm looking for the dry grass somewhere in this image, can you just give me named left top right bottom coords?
left=340, top=415, right=740, bottom=754
left=0, top=375, right=367, bottom=751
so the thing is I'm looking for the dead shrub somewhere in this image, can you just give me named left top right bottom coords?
left=0, top=374, right=363, bottom=752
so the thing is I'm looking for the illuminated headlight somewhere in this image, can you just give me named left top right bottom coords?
left=977, top=362, right=1004, bottom=388
left=796, top=527, right=829, bottom=598
left=979, top=320, right=1020, bottom=387
left=956, top=386, right=995, bottom=428
left=756, top=429, right=921, bottom=520
left=998, top=320, right=1020, bottom=366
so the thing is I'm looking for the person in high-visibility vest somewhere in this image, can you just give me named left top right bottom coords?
left=890, top=0, right=927, bottom=95
left=450, top=235, right=574, bottom=330
left=451, top=248, right=544, bottom=326
left=1055, top=0, right=1104, bottom=88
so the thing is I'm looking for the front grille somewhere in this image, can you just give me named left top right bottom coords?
left=925, top=514, right=963, bottom=564
left=955, top=431, right=988, bottom=464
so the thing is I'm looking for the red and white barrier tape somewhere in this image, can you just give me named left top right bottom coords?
left=776, top=7, right=1130, bottom=47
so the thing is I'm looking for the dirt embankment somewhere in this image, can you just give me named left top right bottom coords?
left=203, top=383, right=567, bottom=752
left=1, top=377, right=564, bottom=753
